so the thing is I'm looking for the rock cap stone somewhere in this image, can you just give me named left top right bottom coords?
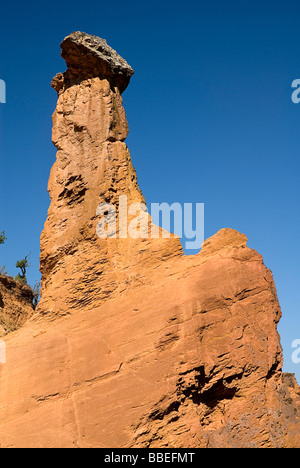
left=56, top=31, right=134, bottom=93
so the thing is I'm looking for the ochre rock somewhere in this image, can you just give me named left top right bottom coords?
left=0, top=275, right=34, bottom=337
left=0, top=33, right=299, bottom=448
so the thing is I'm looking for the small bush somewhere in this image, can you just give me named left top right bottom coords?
left=15, top=274, right=27, bottom=284
left=0, top=266, right=7, bottom=276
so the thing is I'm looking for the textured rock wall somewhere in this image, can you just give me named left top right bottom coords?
left=0, top=229, right=299, bottom=447
left=0, top=275, right=33, bottom=336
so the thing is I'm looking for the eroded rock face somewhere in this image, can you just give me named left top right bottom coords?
left=0, top=275, right=34, bottom=336
left=0, top=33, right=298, bottom=448
left=0, top=229, right=299, bottom=448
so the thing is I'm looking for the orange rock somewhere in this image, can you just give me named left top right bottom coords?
left=0, top=33, right=298, bottom=448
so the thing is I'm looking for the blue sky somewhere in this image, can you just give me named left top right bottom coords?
left=0, top=0, right=299, bottom=379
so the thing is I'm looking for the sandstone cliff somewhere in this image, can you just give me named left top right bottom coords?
left=0, top=32, right=298, bottom=448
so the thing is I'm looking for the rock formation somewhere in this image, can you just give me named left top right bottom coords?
left=0, top=275, right=34, bottom=337
left=39, top=31, right=182, bottom=317
left=0, top=32, right=298, bottom=448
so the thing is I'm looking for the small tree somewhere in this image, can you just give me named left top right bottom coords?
left=32, top=280, right=41, bottom=309
left=0, top=231, right=6, bottom=245
left=15, top=253, right=31, bottom=284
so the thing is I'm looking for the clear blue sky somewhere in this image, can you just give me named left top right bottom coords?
left=0, top=0, right=299, bottom=380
